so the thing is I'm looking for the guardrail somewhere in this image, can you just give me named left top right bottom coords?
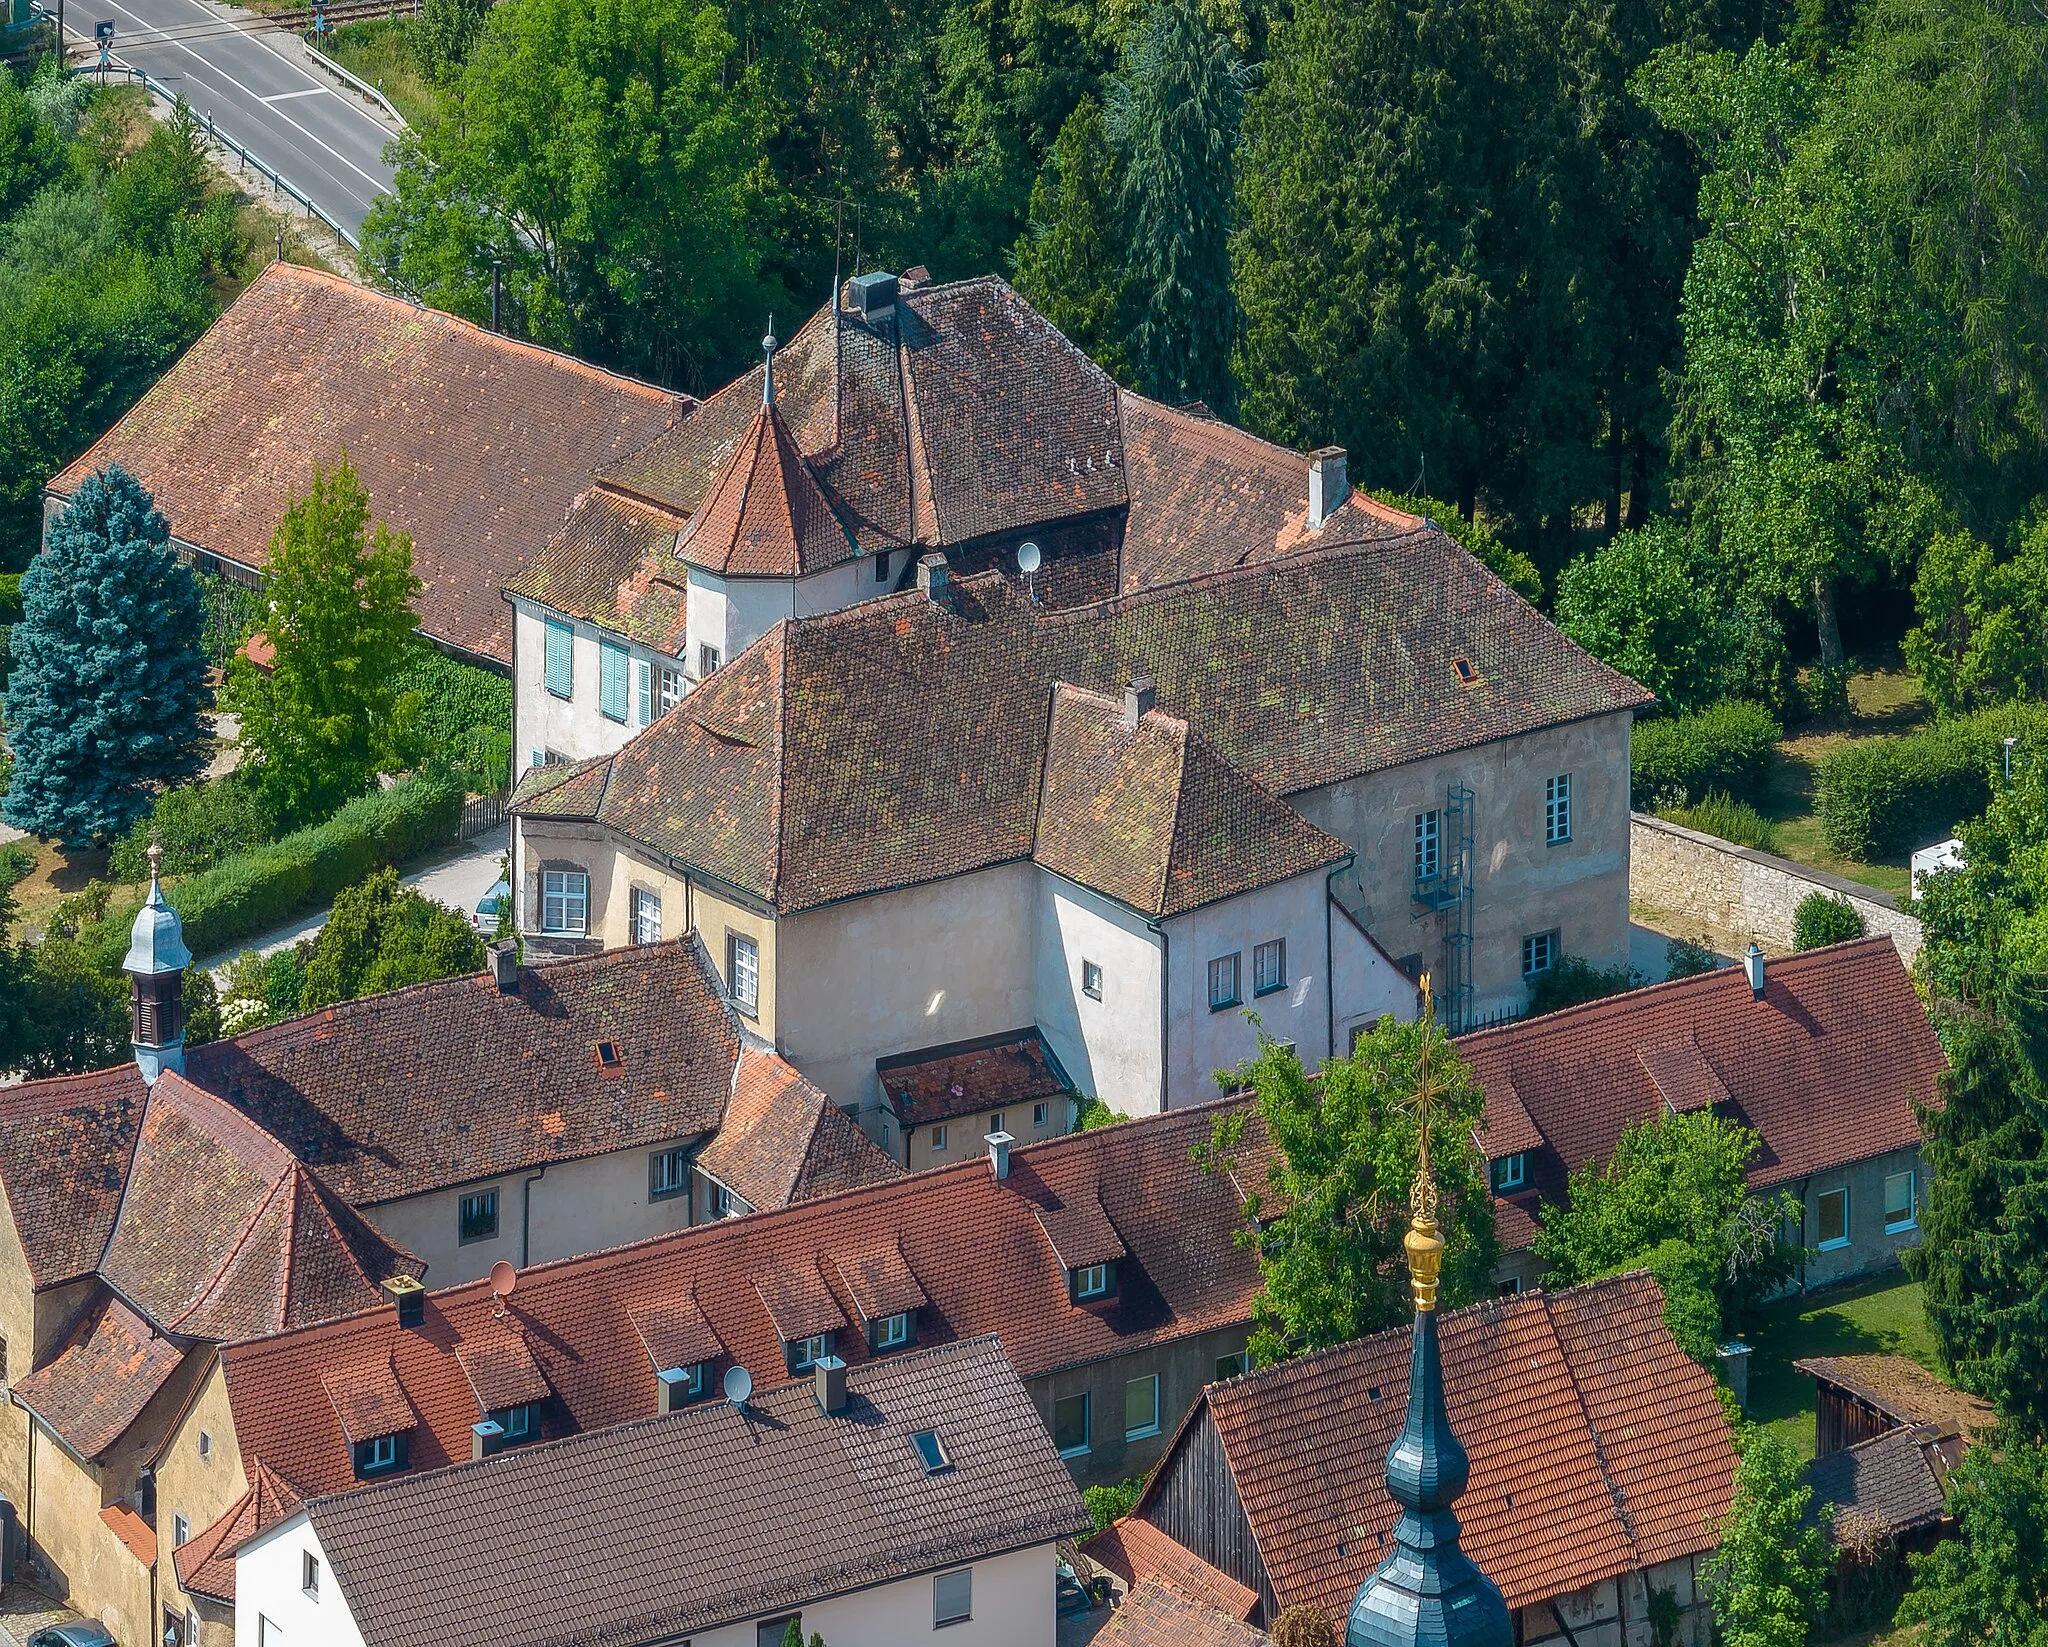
left=68, top=59, right=363, bottom=249
left=304, top=38, right=406, bottom=126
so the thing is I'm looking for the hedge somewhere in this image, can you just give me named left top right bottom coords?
left=1630, top=700, right=1781, bottom=809
left=1814, top=706, right=2038, bottom=861
left=90, top=770, right=461, bottom=968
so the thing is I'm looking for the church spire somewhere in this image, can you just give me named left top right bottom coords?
left=762, top=316, right=778, bottom=408
left=1347, top=979, right=1511, bottom=1647
left=123, top=839, right=189, bottom=1085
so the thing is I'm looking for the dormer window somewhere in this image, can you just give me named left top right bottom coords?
left=1491, top=1153, right=1527, bottom=1193
left=491, top=1403, right=535, bottom=1441
left=658, top=1363, right=708, bottom=1412
left=1072, top=1263, right=1113, bottom=1301
left=872, top=1312, right=913, bottom=1352
left=788, top=1332, right=834, bottom=1374
left=352, top=1432, right=408, bottom=1478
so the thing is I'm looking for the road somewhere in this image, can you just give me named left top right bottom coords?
left=58, top=0, right=399, bottom=240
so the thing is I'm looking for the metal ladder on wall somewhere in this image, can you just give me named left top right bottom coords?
left=1441, top=784, right=1475, bottom=1034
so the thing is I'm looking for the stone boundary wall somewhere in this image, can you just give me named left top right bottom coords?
left=1630, top=812, right=1922, bottom=964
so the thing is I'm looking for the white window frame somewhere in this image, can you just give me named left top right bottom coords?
left=874, top=1312, right=911, bottom=1349
left=1081, top=959, right=1103, bottom=1000
left=459, top=1189, right=499, bottom=1245
left=173, top=1513, right=190, bottom=1546
left=989, top=1110, right=1004, bottom=1136
left=632, top=657, right=653, bottom=726
left=1074, top=1263, right=1110, bottom=1300
left=302, top=1552, right=320, bottom=1598
left=934, top=1567, right=973, bottom=1629
left=707, top=1180, right=733, bottom=1220
left=1033, top=1101, right=1049, bottom=1128
left=1124, top=1373, right=1161, bottom=1441
left=1254, top=938, right=1287, bottom=997
left=727, top=932, right=759, bottom=1014
left=658, top=664, right=685, bottom=713
left=541, top=868, right=589, bottom=936
left=197, top=1430, right=212, bottom=1463
left=649, top=1146, right=690, bottom=1202
left=931, top=1125, right=948, bottom=1153
left=366, top=1433, right=398, bottom=1469
left=1817, top=1186, right=1851, bottom=1250
left=699, top=642, right=723, bottom=678
left=1415, top=810, right=1441, bottom=883
left=1522, top=930, right=1556, bottom=978
left=1884, top=1171, right=1917, bottom=1233
left=499, top=1404, right=532, bottom=1439
left=1546, top=773, right=1572, bottom=845
left=631, top=886, right=662, bottom=946
left=258, top=1617, right=281, bottom=1647
left=790, top=1333, right=832, bottom=1372
left=1493, top=1152, right=1526, bottom=1192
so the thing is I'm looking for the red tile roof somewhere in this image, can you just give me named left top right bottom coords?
left=188, top=938, right=740, bottom=1205
left=322, top=1360, right=415, bottom=1445
left=1093, top=1579, right=1274, bottom=1647
left=1460, top=939, right=1944, bottom=1244
left=12, top=1295, right=187, bottom=1461
left=627, top=1295, right=723, bottom=1373
left=517, top=543, right=1646, bottom=914
left=1140, top=1273, right=1736, bottom=1620
left=173, top=1459, right=302, bottom=1603
left=453, top=1331, right=552, bottom=1412
left=1087, top=1521, right=1261, bottom=1621
left=877, top=1028, right=1075, bottom=1128
left=0, top=1065, right=146, bottom=1286
left=215, top=1097, right=1263, bottom=1502
left=694, top=1047, right=903, bottom=1212
left=100, top=1503, right=156, bottom=1566
left=673, top=400, right=856, bottom=575
left=51, top=264, right=684, bottom=664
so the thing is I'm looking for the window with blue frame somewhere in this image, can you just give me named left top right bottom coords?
left=543, top=617, right=574, bottom=699
left=599, top=639, right=630, bottom=722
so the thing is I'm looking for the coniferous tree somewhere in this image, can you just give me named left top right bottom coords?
left=2, top=466, right=208, bottom=847
left=1012, top=98, right=1135, bottom=381
left=1897, top=1434, right=2048, bottom=1647
left=1108, top=0, right=1244, bottom=410
left=223, top=458, right=424, bottom=826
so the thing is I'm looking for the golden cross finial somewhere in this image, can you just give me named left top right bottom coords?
left=1405, top=974, right=1447, bottom=1311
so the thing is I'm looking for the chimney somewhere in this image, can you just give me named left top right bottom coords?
left=847, top=271, right=899, bottom=323
left=471, top=1419, right=506, bottom=1461
left=985, top=1129, right=1015, bottom=1181
left=383, top=1274, right=426, bottom=1329
left=917, top=553, right=950, bottom=606
left=490, top=939, right=521, bottom=996
left=814, top=1354, right=849, bottom=1415
left=1743, top=943, right=1765, bottom=1000
left=1308, top=447, right=1350, bottom=530
left=1122, top=676, right=1156, bottom=729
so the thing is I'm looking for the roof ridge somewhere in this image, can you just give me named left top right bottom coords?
left=168, top=1165, right=300, bottom=1334
left=1538, top=1288, right=1646, bottom=1567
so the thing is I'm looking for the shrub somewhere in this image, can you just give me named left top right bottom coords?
left=1528, top=956, right=1641, bottom=1016
left=1630, top=700, right=1781, bottom=809
left=1794, top=892, right=1866, bottom=949
left=1662, top=791, right=1781, bottom=854
left=86, top=771, right=460, bottom=969
left=108, top=770, right=279, bottom=882
left=194, top=569, right=263, bottom=668
left=1814, top=706, right=2035, bottom=861
left=299, top=865, right=485, bottom=1008
left=1082, top=1476, right=1144, bottom=1534
left=392, top=643, right=513, bottom=793
left=1074, top=1096, right=1126, bottom=1131
left=0, top=573, right=21, bottom=624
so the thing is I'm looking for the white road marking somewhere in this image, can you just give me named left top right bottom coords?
left=96, top=0, right=391, bottom=193
left=261, top=86, right=329, bottom=100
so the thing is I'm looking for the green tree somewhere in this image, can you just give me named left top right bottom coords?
left=1917, top=736, right=2048, bottom=1011
left=1106, top=0, right=1244, bottom=409
left=413, top=0, right=491, bottom=80
left=1702, top=1425, right=1830, bottom=1647
left=223, top=459, right=424, bottom=825
left=359, top=0, right=761, bottom=391
left=2, top=466, right=209, bottom=846
left=1534, top=1109, right=1800, bottom=1342
left=1012, top=98, right=1133, bottom=382
left=1793, top=891, right=1865, bottom=950
left=1554, top=522, right=1733, bottom=713
left=1199, top=1013, right=1498, bottom=1365
left=300, top=867, right=486, bottom=1009
left=1083, top=1476, right=1143, bottom=1532
left=1905, top=520, right=2048, bottom=718
left=1904, top=1000, right=2048, bottom=1438
left=1898, top=1433, right=2048, bottom=1647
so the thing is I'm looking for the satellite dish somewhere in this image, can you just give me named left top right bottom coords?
left=1017, top=541, right=1042, bottom=574
left=489, top=1260, right=519, bottom=1297
left=723, top=1364, right=753, bottom=1408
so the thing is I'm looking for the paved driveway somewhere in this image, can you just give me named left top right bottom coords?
left=61, top=0, right=399, bottom=239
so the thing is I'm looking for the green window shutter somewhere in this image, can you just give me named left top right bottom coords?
left=544, top=618, right=573, bottom=698
left=599, top=639, right=629, bottom=722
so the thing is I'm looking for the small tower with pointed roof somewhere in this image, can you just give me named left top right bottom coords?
left=124, top=839, right=189, bottom=1084
left=1347, top=981, right=1512, bottom=1647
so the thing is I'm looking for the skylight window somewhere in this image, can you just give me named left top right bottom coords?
left=911, top=1429, right=952, bottom=1475
left=596, top=1041, right=623, bottom=1071
left=1453, top=657, right=1480, bottom=686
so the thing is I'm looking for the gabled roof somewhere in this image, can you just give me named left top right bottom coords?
left=99, top=1074, right=419, bottom=1340
left=11, top=1294, right=188, bottom=1461
left=1086, top=1521, right=1261, bottom=1621
left=1460, top=939, right=1945, bottom=1243
left=187, top=938, right=740, bottom=1205
left=1035, top=684, right=1349, bottom=916
left=0, top=1065, right=146, bottom=1287
left=174, top=1459, right=302, bottom=1603
left=673, top=400, right=855, bottom=576
left=1804, top=1423, right=1961, bottom=1547
left=876, top=1027, right=1073, bottom=1128
left=516, top=542, right=1646, bottom=914
left=694, top=1047, right=903, bottom=1212
left=302, top=1336, right=1089, bottom=1647
left=1093, top=1578, right=1275, bottom=1647
left=49, top=264, right=685, bottom=665
left=1795, top=1354, right=1995, bottom=1439
left=216, top=1097, right=1263, bottom=1502
left=1134, top=1273, right=1736, bottom=1620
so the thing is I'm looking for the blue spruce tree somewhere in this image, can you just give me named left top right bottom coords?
left=1109, top=0, right=1246, bottom=412
left=3, top=467, right=209, bottom=847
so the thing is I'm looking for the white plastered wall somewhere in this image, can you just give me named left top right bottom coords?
left=509, top=596, right=678, bottom=772
left=1032, top=872, right=1164, bottom=1117
left=236, top=1516, right=367, bottom=1647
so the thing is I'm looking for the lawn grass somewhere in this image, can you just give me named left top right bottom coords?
left=1745, top=1269, right=1941, bottom=1460
left=321, top=20, right=441, bottom=129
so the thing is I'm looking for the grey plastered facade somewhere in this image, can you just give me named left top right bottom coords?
left=1028, top=1322, right=1252, bottom=1491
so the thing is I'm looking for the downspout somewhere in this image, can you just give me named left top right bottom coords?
left=1325, top=864, right=1344, bottom=1062
left=520, top=1163, right=548, bottom=1267
left=1155, top=919, right=1169, bottom=1113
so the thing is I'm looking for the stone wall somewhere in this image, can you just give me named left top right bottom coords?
left=1629, top=813, right=1922, bottom=964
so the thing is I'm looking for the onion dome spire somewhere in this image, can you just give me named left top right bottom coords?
left=124, top=839, right=189, bottom=1085
left=1347, top=978, right=1511, bottom=1647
